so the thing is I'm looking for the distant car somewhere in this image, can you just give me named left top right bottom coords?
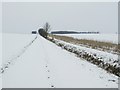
left=38, top=28, right=48, bottom=38
left=32, top=31, right=37, bottom=34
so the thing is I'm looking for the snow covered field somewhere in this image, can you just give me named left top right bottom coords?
left=1, top=33, right=118, bottom=88
left=2, top=33, right=37, bottom=65
left=58, top=34, right=118, bottom=44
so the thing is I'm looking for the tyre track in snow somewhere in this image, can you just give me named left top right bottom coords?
left=0, top=35, right=38, bottom=75
left=39, top=36, right=56, bottom=88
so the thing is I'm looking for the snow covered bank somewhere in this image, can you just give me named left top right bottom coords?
left=47, top=37, right=119, bottom=77
left=2, top=34, right=118, bottom=88
left=58, top=34, right=118, bottom=44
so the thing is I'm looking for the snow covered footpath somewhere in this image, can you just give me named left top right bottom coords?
left=1, top=34, right=118, bottom=88
left=58, top=34, right=118, bottom=44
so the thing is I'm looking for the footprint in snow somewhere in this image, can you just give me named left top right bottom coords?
left=48, top=77, right=50, bottom=79
left=51, top=85, right=55, bottom=88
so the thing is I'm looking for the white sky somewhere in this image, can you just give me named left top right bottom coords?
left=2, top=2, right=118, bottom=34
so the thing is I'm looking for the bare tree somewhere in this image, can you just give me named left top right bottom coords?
left=43, top=22, right=51, bottom=33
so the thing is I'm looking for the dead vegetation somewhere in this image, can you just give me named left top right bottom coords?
left=46, top=36, right=120, bottom=77
left=50, top=34, right=120, bottom=55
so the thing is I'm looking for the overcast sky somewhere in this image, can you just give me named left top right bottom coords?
left=2, top=2, right=118, bottom=34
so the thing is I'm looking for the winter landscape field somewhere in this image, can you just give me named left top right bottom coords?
left=58, top=34, right=118, bottom=44
left=0, top=33, right=119, bottom=88
left=1, top=1, right=119, bottom=89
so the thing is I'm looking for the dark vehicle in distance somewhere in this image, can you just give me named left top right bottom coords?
left=32, top=31, right=37, bottom=34
left=38, top=28, right=48, bottom=38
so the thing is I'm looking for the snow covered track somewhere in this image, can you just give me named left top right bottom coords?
left=2, top=34, right=118, bottom=88
left=39, top=36, right=56, bottom=88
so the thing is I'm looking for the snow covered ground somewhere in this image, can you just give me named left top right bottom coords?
left=1, top=33, right=118, bottom=88
left=2, top=33, right=37, bottom=65
left=58, top=34, right=118, bottom=44
left=54, top=39, right=119, bottom=68
left=0, top=33, right=2, bottom=89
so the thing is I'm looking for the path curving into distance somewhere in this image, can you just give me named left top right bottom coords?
left=2, top=34, right=118, bottom=88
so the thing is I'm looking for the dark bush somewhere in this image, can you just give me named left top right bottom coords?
left=38, top=28, right=48, bottom=38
